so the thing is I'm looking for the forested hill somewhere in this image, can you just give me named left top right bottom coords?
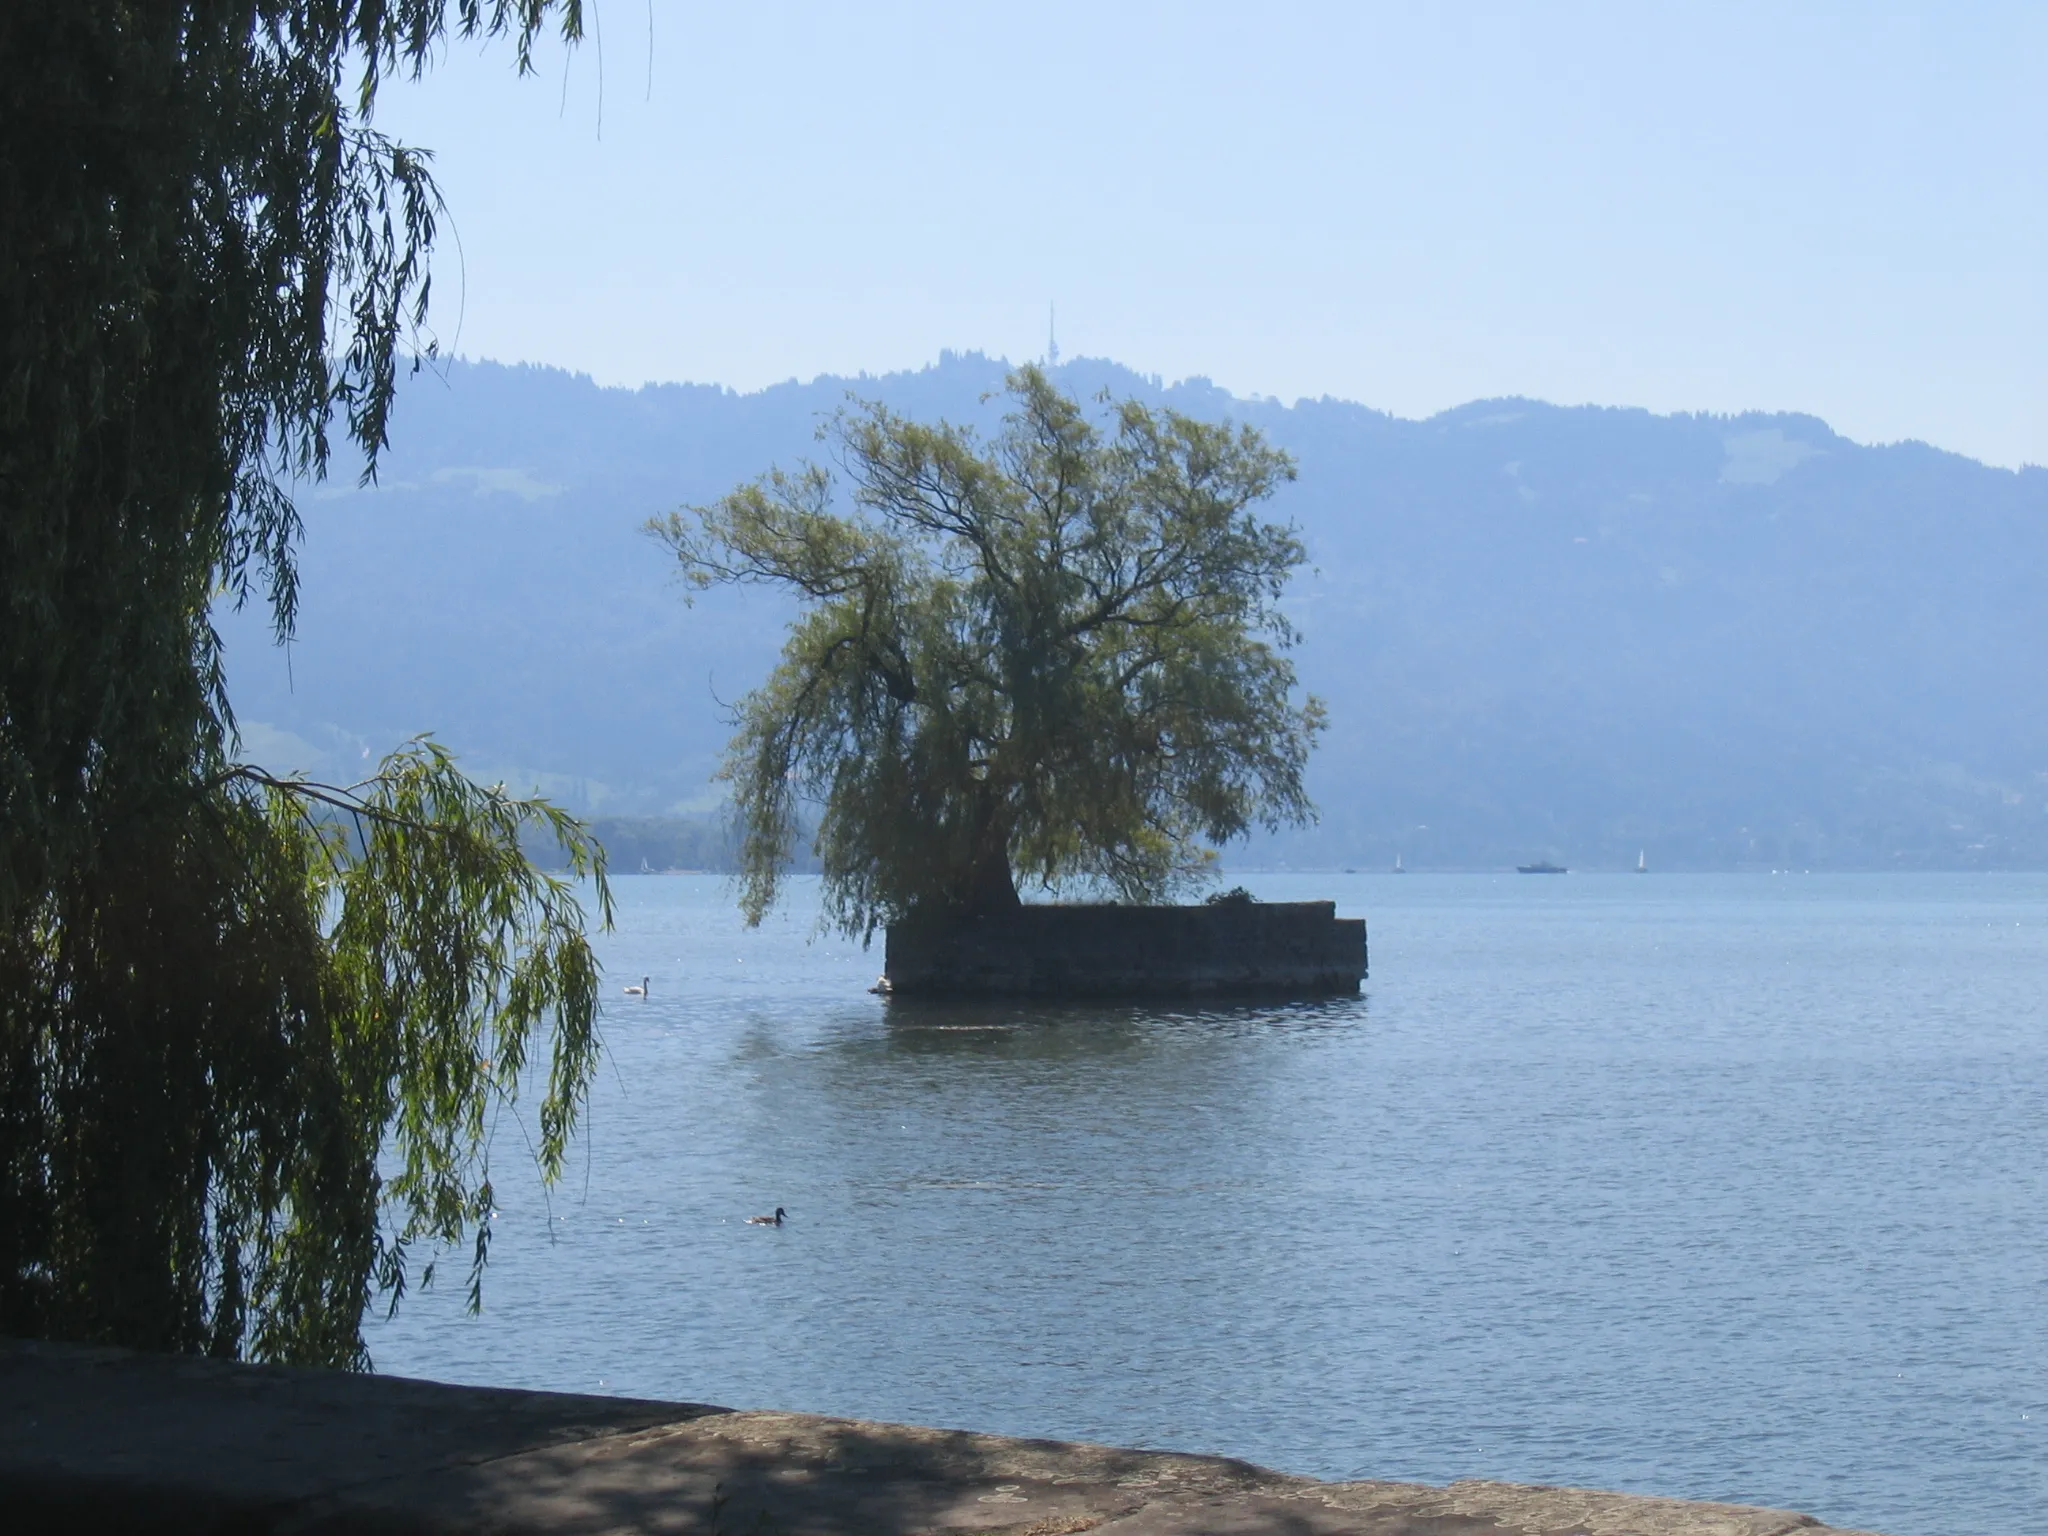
left=218, top=353, right=2048, bottom=871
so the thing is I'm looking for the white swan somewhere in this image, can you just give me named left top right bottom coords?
left=623, top=976, right=649, bottom=997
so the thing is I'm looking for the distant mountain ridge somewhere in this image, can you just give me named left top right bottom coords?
left=218, top=353, right=2048, bottom=871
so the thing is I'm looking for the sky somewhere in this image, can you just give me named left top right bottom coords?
left=372, top=1, right=2047, bottom=468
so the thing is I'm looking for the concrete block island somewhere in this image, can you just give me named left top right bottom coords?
left=884, top=899, right=1367, bottom=998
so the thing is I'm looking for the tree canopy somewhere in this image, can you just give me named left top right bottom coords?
left=2, top=1, right=605, bottom=1365
left=653, top=367, right=1325, bottom=938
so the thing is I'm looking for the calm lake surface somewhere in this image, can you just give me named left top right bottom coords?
left=366, top=874, right=2048, bottom=1536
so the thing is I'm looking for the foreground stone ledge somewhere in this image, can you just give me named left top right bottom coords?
left=2, top=1337, right=1883, bottom=1535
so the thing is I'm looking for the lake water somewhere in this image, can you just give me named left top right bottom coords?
left=365, top=873, right=2048, bottom=1536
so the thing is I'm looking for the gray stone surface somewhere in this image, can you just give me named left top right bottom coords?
left=1, top=1338, right=1883, bottom=1535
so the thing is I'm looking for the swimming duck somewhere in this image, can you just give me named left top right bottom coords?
left=747, top=1207, right=786, bottom=1227
left=623, top=976, right=649, bottom=997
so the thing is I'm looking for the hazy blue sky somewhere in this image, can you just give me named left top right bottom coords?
left=375, top=1, right=2045, bottom=467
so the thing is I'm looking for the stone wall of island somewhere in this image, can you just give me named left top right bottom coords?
left=884, top=900, right=1366, bottom=998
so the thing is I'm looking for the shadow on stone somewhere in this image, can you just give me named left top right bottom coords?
left=2, top=1338, right=1884, bottom=1536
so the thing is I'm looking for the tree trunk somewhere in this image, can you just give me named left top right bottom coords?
left=957, top=791, right=1020, bottom=915
left=961, top=845, right=1020, bottom=914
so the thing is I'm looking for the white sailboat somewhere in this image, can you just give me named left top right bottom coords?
left=1636, top=849, right=1647, bottom=874
left=1393, top=853, right=1405, bottom=874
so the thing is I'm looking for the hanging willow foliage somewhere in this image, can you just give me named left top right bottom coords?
left=1, top=2, right=606, bottom=1365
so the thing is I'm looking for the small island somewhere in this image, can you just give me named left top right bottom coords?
left=658, top=368, right=1352, bottom=997
left=885, top=897, right=1366, bottom=998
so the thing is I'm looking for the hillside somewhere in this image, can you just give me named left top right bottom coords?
left=218, top=354, right=2048, bottom=871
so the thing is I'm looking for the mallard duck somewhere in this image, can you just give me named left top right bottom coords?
left=623, top=976, right=648, bottom=997
left=746, top=1206, right=786, bottom=1227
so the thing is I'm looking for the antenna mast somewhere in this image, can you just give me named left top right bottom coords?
left=1047, top=302, right=1060, bottom=367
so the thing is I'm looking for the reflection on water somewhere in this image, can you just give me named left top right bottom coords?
left=870, top=994, right=1370, bottom=1066
left=366, top=874, right=2048, bottom=1536
left=881, top=991, right=1370, bottom=1034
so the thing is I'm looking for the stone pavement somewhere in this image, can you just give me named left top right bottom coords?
left=1, top=1338, right=1884, bottom=1535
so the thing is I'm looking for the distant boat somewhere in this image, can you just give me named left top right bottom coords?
left=1517, top=860, right=1567, bottom=874
left=1636, top=850, right=1647, bottom=874
left=1393, top=854, right=1405, bottom=874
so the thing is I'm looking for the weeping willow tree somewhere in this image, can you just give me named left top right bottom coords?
left=1, top=2, right=609, bottom=1366
left=652, top=367, right=1326, bottom=938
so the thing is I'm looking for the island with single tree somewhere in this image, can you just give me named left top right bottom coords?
left=654, top=368, right=1364, bottom=996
